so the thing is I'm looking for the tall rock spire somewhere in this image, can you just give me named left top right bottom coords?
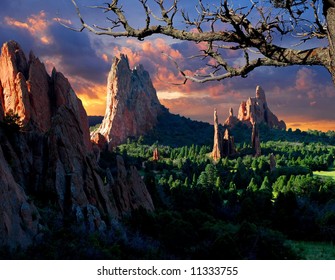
left=212, top=108, right=222, bottom=161
left=252, top=122, right=261, bottom=157
left=223, top=128, right=236, bottom=156
left=91, top=54, right=163, bottom=149
left=212, top=109, right=236, bottom=160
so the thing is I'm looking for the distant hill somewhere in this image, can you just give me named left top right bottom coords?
left=89, top=110, right=335, bottom=148
left=143, top=108, right=214, bottom=147
left=88, top=115, right=103, bottom=127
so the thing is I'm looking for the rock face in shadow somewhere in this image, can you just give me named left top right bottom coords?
left=0, top=140, right=40, bottom=249
left=252, top=122, right=261, bottom=157
left=211, top=109, right=236, bottom=160
left=225, top=86, right=286, bottom=130
left=112, top=156, right=154, bottom=214
left=91, top=54, right=163, bottom=149
left=222, top=129, right=236, bottom=156
left=0, top=41, right=154, bottom=249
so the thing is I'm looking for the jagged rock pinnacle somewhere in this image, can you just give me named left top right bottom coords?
left=91, top=54, right=163, bottom=149
left=225, top=85, right=286, bottom=129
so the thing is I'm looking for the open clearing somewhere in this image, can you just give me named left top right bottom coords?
left=313, top=168, right=335, bottom=180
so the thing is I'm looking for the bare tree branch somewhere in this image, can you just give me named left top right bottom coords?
left=66, top=0, right=334, bottom=84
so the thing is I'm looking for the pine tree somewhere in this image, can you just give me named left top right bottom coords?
left=247, top=178, right=259, bottom=192
left=260, top=176, right=272, bottom=192
left=215, top=176, right=222, bottom=190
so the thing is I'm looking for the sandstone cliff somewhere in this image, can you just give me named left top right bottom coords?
left=225, top=86, right=286, bottom=129
left=0, top=41, right=154, bottom=249
left=91, top=54, right=163, bottom=149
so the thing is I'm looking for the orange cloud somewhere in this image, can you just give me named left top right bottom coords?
left=112, top=45, right=141, bottom=66
left=101, top=54, right=109, bottom=63
left=4, top=11, right=52, bottom=45
left=110, top=38, right=232, bottom=99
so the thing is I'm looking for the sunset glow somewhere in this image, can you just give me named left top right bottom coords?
left=1, top=4, right=334, bottom=133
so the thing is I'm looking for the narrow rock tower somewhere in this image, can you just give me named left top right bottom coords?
left=252, top=122, right=261, bottom=157
left=212, top=108, right=223, bottom=161
left=212, top=109, right=236, bottom=160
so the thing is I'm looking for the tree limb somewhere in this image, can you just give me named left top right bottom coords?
left=67, top=0, right=331, bottom=83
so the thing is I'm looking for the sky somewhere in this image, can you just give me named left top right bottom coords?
left=0, top=0, right=334, bottom=131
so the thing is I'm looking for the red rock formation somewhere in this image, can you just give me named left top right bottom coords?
left=91, top=132, right=108, bottom=150
left=0, top=41, right=91, bottom=149
left=27, top=51, right=51, bottom=131
left=212, top=109, right=236, bottom=160
left=50, top=68, right=92, bottom=150
left=153, top=147, right=159, bottom=161
left=223, top=129, right=236, bottom=156
left=0, top=41, right=30, bottom=125
left=212, top=108, right=223, bottom=161
left=112, top=155, right=154, bottom=213
left=92, top=54, right=163, bottom=149
left=252, top=122, right=261, bottom=157
left=224, top=107, right=239, bottom=126
left=226, top=86, right=286, bottom=129
left=0, top=84, right=3, bottom=121
left=0, top=41, right=155, bottom=249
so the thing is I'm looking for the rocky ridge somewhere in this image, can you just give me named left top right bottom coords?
left=224, top=85, right=286, bottom=130
left=91, top=54, right=163, bottom=149
left=0, top=41, right=154, bottom=250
